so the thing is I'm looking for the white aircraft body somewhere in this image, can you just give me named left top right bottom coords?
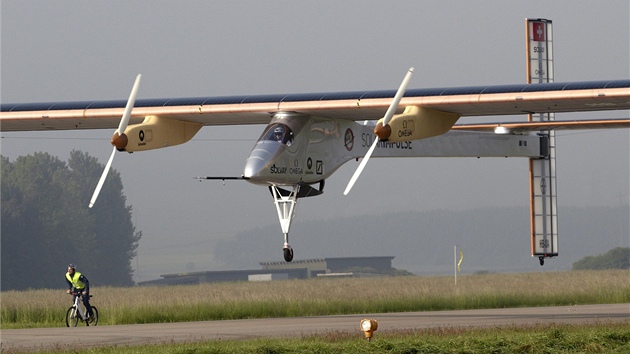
left=2, top=72, right=629, bottom=262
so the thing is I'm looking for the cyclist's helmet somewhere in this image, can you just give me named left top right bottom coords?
left=68, top=263, right=76, bottom=270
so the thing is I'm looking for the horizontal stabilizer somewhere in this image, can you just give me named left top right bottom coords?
left=452, top=118, right=630, bottom=133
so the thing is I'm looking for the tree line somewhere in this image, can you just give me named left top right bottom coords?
left=1, top=151, right=141, bottom=290
left=572, top=247, right=629, bottom=270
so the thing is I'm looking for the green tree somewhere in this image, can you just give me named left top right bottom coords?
left=572, top=247, right=630, bottom=270
left=1, top=151, right=141, bottom=290
left=68, top=150, right=141, bottom=286
left=1, top=156, right=47, bottom=289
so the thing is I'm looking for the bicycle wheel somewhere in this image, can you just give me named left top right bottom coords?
left=89, top=306, right=98, bottom=326
left=65, top=307, right=79, bottom=327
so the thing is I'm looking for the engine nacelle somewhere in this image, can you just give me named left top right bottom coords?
left=378, top=106, right=460, bottom=142
left=122, top=116, right=202, bottom=152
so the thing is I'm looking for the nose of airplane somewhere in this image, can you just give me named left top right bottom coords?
left=243, top=141, right=282, bottom=182
left=243, top=154, right=265, bottom=179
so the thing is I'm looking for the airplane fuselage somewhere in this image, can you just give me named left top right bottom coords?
left=242, top=113, right=544, bottom=187
left=244, top=113, right=360, bottom=186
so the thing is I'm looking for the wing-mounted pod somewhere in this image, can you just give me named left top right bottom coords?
left=118, top=116, right=203, bottom=152
left=374, top=106, right=461, bottom=142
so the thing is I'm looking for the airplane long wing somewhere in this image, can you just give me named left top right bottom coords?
left=1, top=79, right=629, bottom=132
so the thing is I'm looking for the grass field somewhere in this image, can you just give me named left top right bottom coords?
left=2, top=270, right=629, bottom=353
left=2, top=270, right=629, bottom=329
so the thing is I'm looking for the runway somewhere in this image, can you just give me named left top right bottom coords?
left=2, top=304, right=628, bottom=352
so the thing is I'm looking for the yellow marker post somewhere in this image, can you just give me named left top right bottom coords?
left=360, top=319, right=378, bottom=341
left=454, top=245, right=463, bottom=285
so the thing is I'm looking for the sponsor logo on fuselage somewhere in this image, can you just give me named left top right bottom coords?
left=344, top=128, right=354, bottom=151
left=361, top=133, right=412, bottom=149
left=269, top=164, right=304, bottom=175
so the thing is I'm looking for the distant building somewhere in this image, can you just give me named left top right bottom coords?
left=261, top=256, right=395, bottom=277
left=138, top=256, right=395, bottom=286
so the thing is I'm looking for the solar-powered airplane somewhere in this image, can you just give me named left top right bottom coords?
left=2, top=72, right=629, bottom=263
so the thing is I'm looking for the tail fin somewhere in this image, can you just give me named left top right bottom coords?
left=529, top=129, right=558, bottom=266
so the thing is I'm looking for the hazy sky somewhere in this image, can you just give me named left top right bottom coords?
left=2, top=1, right=628, bottom=280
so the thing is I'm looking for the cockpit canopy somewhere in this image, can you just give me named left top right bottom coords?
left=262, top=123, right=293, bottom=145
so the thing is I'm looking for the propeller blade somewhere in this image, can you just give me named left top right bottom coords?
left=343, top=68, right=414, bottom=195
left=117, top=74, right=142, bottom=135
left=343, top=136, right=378, bottom=195
left=88, top=147, right=116, bottom=208
left=382, top=67, right=413, bottom=126
left=88, top=74, right=142, bottom=208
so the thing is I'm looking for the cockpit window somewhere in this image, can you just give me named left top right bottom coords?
left=263, top=123, right=293, bottom=145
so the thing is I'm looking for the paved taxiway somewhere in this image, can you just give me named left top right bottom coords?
left=2, top=304, right=628, bottom=352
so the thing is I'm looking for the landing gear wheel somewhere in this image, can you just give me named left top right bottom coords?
left=283, top=246, right=294, bottom=262
left=539, top=256, right=545, bottom=266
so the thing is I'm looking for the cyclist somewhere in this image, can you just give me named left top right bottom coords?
left=65, top=263, right=94, bottom=322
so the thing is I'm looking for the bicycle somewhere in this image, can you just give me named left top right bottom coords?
left=65, top=291, right=99, bottom=327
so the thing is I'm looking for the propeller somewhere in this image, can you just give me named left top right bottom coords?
left=343, top=67, right=413, bottom=195
left=88, top=74, right=142, bottom=208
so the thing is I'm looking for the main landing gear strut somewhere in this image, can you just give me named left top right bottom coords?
left=269, top=181, right=324, bottom=262
left=270, top=185, right=297, bottom=262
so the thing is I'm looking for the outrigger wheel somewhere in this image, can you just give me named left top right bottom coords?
left=283, top=246, right=294, bottom=262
